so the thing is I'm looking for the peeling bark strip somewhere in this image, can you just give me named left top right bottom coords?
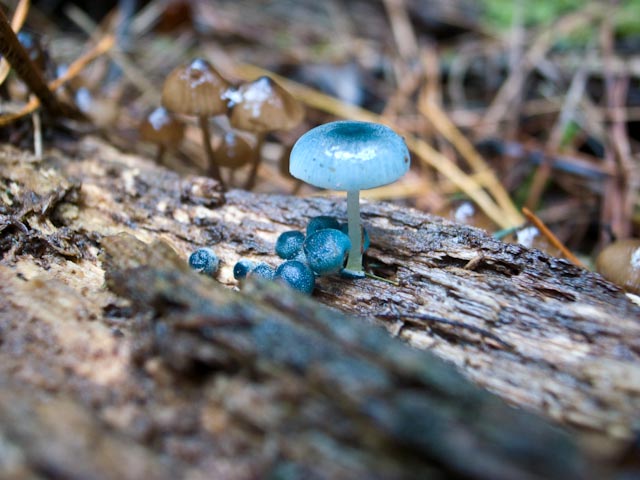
left=0, top=138, right=639, bottom=478
left=101, top=234, right=585, bottom=480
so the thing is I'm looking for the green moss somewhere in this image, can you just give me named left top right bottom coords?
left=481, top=0, right=640, bottom=39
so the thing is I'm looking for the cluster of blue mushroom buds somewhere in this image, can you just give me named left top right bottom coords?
left=187, top=119, right=410, bottom=295
left=289, top=120, right=409, bottom=277
left=231, top=215, right=370, bottom=295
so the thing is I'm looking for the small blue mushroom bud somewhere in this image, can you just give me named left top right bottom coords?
left=188, top=247, right=219, bottom=275
left=233, top=259, right=255, bottom=280
left=303, top=229, right=351, bottom=276
left=275, top=260, right=315, bottom=294
left=293, top=249, right=308, bottom=264
left=248, top=262, right=276, bottom=280
left=307, top=215, right=341, bottom=236
left=275, top=230, right=305, bottom=259
left=340, top=223, right=370, bottom=253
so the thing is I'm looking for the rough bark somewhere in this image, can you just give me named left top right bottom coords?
left=0, top=137, right=638, bottom=479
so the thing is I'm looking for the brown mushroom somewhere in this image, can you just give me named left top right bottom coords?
left=595, top=239, right=640, bottom=295
left=74, top=87, right=120, bottom=129
left=214, top=131, right=254, bottom=169
left=162, top=58, right=229, bottom=188
left=139, top=106, right=185, bottom=163
left=226, top=76, right=304, bottom=189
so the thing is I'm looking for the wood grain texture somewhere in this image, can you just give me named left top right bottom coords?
left=0, top=137, right=638, bottom=478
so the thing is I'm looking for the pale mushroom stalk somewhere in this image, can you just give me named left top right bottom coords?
left=198, top=115, right=225, bottom=189
left=345, top=189, right=363, bottom=274
left=244, top=132, right=266, bottom=190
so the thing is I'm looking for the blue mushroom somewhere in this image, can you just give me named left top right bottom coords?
left=233, top=259, right=255, bottom=280
left=275, top=260, right=315, bottom=294
left=275, top=230, right=305, bottom=260
left=248, top=262, right=276, bottom=280
left=303, top=228, right=351, bottom=276
left=188, top=247, right=219, bottom=276
left=290, top=121, right=410, bottom=277
left=307, top=215, right=341, bottom=236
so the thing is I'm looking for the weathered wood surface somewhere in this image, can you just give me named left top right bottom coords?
left=0, top=137, right=639, bottom=478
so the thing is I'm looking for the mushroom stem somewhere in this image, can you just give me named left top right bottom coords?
left=244, top=132, right=266, bottom=190
left=198, top=115, right=226, bottom=189
left=155, top=145, right=166, bottom=164
left=344, top=189, right=365, bottom=276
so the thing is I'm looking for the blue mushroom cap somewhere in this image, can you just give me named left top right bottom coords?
left=188, top=247, right=219, bottom=276
left=290, top=121, right=410, bottom=191
left=303, top=228, right=351, bottom=275
left=275, top=260, right=315, bottom=294
left=249, top=262, right=276, bottom=280
left=275, top=230, right=305, bottom=259
left=233, top=259, right=255, bottom=280
left=307, top=215, right=341, bottom=236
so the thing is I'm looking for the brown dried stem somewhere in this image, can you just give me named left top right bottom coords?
left=0, top=0, right=30, bottom=86
left=0, top=34, right=115, bottom=126
left=522, top=206, right=585, bottom=268
left=0, top=6, right=80, bottom=119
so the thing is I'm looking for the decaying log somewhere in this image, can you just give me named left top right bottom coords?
left=0, top=137, right=639, bottom=479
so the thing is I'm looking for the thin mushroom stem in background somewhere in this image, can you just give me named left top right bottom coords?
left=244, top=132, right=266, bottom=190
left=198, top=116, right=225, bottom=189
left=155, top=145, right=166, bottom=164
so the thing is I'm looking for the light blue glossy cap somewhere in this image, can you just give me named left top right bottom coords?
left=289, top=121, right=410, bottom=190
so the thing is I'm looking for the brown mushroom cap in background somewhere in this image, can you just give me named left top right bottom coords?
left=227, top=76, right=304, bottom=133
left=214, top=131, right=254, bottom=168
left=161, top=58, right=230, bottom=117
left=595, top=238, right=640, bottom=295
left=139, top=106, right=185, bottom=148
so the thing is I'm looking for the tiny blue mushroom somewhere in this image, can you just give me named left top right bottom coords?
left=248, top=262, right=276, bottom=280
left=275, top=260, right=315, bottom=294
left=303, top=228, right=351, bottom=276
left=290, top=121, right=410, bottom=277
left=307, top=216, right=341, bottom=236
left=188, top=247, right=219, bottom=276
left=233, top=259, right=255, bottom=280
left=275, top=230, right=305, bottom=260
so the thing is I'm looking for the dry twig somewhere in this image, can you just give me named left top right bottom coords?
left=0, top=34, right=115, bottom=126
